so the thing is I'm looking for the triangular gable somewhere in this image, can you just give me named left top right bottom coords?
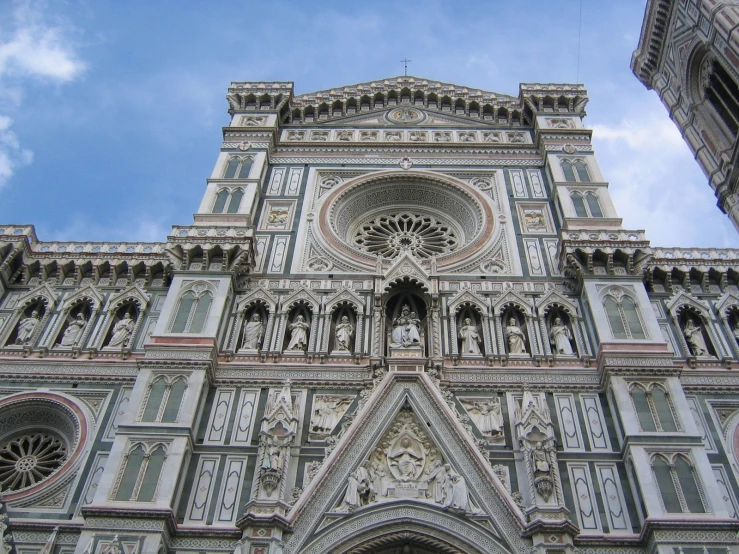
left=235, top=286, right=279, bottom=312
left=492, top=289, right=533, bottom=316
left=534, top=289, right=579, bottom=317
left=105, top=284, right=150, bottom=312
left=16, top=283, right=58, bottom=311
left=325, top=287, right=365, bottom=312
left=715, top=291, right=739, bottom=317
left=665, top=290, right=710, bottom=318
left=281, top=287, right=321, bottom=311
left=448, top=290, right=487, bottom=313
left=285, top=372, right=527, bottom=554
left=383, top=253, right=431, bottom=292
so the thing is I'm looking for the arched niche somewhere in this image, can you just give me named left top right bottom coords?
left=239, top=301, right=270, bottom=352
left=500, top=304, right=530, bottom=357
left=53, top=299, right=94, bottom=349
left=452, top=301, right=486, bottom=358
left=327, top=302, right=359, bottom=356
left=384, top=284, right=429, bottom=357
left=283, top=302, right=314, bottom=353
left=4, top=298, right=49, bottom=348
left=101, top=301, right=140, bottom=350
left=676, top=305, right=719, bottom=358
left=543, top=305, right=578, bottom=357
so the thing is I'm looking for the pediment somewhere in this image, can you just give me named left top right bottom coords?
left=284, top=372, right=527, bottom=554
left=715, top=291, right=739, bottom=317
left=666, top=290, right=710, bottom=317
left=16, top=283, right=58, bottom=311
left=534, top=289, right=579, bottom=317
left=448, top=290, right=487, bottom=312
left=492, top=289, right=533, bottom=316
left=236, top=286, right=279, bottom=311
left=315, top=107, right=500, bottom=129
left=383, top=253, right=431, bottom=292
left=325, top=287, right=365, bottom=312
left=106, top=283, right=150, bottom=312
left=282, top=287, right=321, bottom=311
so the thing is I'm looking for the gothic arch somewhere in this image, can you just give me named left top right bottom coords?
left=1, top=284, right=57, bottom=347
left=230, top=288, right=278, bottom=352
left=448, top=290, right=490, bottom=358
left=301, top=503, right=512, bottom=554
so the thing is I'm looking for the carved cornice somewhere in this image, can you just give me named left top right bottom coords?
left=631, top=0, right=676, bottom=85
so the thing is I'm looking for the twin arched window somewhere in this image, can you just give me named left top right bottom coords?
left=629, top=383, right=678, bottom=432
left=702, top=58, right=739, bottom=137
left=224, top=156, right=253, bottom=179
left=141, top=376, right=188, bottom=423
left=570, top=191, right=603, bottom=218
left=651, top=454, right=706, bottom=513
left=212, top=188, right=244, bottom=214
left=114, top=443, right=167, bottom=502
left=603, top=293, right=646, bottom=340
left=171, top=290, right=212, bottom=334
left=561, top=159, right=591, bottom=182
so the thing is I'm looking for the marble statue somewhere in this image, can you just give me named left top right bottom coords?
left=334, top=315, right=354, bottom=352
left=341, top=461, right=372, bottom=510
left=448, top=472, right=470, bottom=511
left=108, top=312, right=134, bottom=348
left=370, top=461, right=390, bottom=500
left=426, top=461, right=450, bottom=504
left=60, top=313, right=87, bottom=346
left=310, top=396, right=352, bottom=434
left=505, top=317, right=527, bottom=354
left=242, top=313, right=265, bottom=350
left=458, top=317, right=481, bottom=355
left=733, top=322, right=739, bottom=344
left=15, top=310, right=40, bottom=345
left=390, top=304, right=421, bottom=348
left=531, top=442, right=552, bottom=476
left=286, top=315, right=309, bottom=351
left=478, top=398, right=503, bottom=436
left=549, top=317, right=574, bottom=355
left=683, top=319, right=709, bottom=357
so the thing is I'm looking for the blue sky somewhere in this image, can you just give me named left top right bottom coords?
left=0, top=0, right=736, bottom=248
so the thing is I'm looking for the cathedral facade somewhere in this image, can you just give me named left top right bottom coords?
left=0, top=76, right=739, bottom=554
left=632, top=0, right=739, bottom=231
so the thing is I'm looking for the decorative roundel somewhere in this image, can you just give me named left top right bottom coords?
left=318, top=171, right=496, bottom=269
left=387, top=107, right=423, bottom=124
left=0, top=392, right=88, bottom=499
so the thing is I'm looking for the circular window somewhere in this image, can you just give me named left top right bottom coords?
left=352, top=211, right=459, bottom=259
left=318, top=172, right=495, bottom=270
left=0, top=393, right=87, bottom=500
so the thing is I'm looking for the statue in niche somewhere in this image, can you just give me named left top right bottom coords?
left=286, top=315, right=310, bottom=351
left=683, top=319, right=709, bottom=357
left=108, top=312, right=135, bottom=348
left=549, top=317, right=574, bottom=355
left=505, top=317, right=527, bottom=354
left=242, top=313, right=265, bottom=350
left=59, top=313, right=87, bottom=346
left=15, top=310, right=40, bottom=345
left=448, top=472, right=470, bottom=512
left=390, top=304, right=421, bottom=348
left=261, top=436, right=282, bottom=470
left=531, top=443, right=551, bottom=476
left=458, top=317, right=482, bottom=355
left=333, top=315, right=354, bottom=352
left=733, top=321, right=739, bottom=344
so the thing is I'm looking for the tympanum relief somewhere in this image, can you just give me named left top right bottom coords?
left=334, top=409, right=476, bottom=515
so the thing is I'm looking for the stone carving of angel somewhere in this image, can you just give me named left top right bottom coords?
left=108, top=312, right=135, bottom=348
left=59, top=313, right=87, bottom=346
left=15, top=310, right=40, bottom=345
left=286, top=315, right=309, bottom=351
left=505, top=317, right=527, bottom=354
left=458, top=317, right=481, bottom=355
left=549, top=317, right=574, bottom=355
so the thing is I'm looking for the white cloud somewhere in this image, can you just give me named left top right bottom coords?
left=0, top=1, right=86, bottom=189
left=591, top=111, right=739, bottom=248
left=0, top=2, right=86, bottom=83
left=0, top=115, right=32, bottom=189
left=41, top=213, right=170, bottom=243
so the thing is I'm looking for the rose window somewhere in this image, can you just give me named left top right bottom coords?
left=0, top=432, right=67, bottom=491
left=352, top=212, right=459, bottom=259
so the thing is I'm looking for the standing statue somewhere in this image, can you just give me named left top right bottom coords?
left=341, top=461, right=372, bottom=510
left=15, top=310, right=40, bottom=345
left=60, top=313, right=87, bottom=346
left=683, top=319, right=709, bottom=357
left=286, top=315, right=310, bottom=351
left=733, top=322, right=739, bottom=345
left=549, top=317, right=574, bottom=355
left=505, top=317, right=527, bottom=354
left=370, top=461, right=390, bottom=500
left=242, top=313, right=265, bottom=350
left=448, top=472, right=470, bottom=512
left=458, top=317, right=482, bottom=355
left=334, top=315, right=354, bottom=352
left=426, top=460, right=449, bottom=504
left=390, top=304, right=422, bottom=348
left=108, top=312, right=135, bottom=348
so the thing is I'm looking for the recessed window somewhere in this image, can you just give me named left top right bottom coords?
left=171, top=290, right=212, bottom=333
left=652, top=454, right=706, bottom=513
left=604, top=294, right=646, bottom=339
left=141, top=376, right=187, bottom=423
left=114, top=443, right=167, bottom=502
left=224, top=157, right=253, bottom=179
left=212, top=188, right=243, bottom=214
left=570, top=191, right=603, bottom=218
left=561, top=159, right=591, bottom=182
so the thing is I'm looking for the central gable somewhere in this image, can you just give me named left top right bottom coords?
left=285, top=371, right=528, bottom=554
